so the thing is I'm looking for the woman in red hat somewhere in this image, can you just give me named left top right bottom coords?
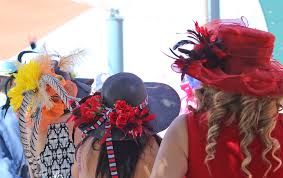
left=150, top=18, right=283, bottom=178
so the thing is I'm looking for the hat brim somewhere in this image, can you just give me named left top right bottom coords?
left=79, top=82, right=180, bottom=140
left=72, top=78, right=94, bottom=98
left=182, top=58, right=283, bottom=97
left=145, top=82, right=181, bottom=133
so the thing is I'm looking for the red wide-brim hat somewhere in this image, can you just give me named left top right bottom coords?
left=171, top=18, right=283, bottom=96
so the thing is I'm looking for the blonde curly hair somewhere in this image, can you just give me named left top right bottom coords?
left=194, top=85, right=283, bottom=178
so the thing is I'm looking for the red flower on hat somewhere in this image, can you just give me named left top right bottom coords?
left=71, top=94, right=155, bottom=140
left=71, top=95, right=103, bottom=128
left=109, top=100, right=155, bottom=138
left=80, top=95, right=103, bottom=120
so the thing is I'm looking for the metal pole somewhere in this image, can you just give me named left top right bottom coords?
left=204, top=0, right=208, bottom=23
left=207, top=0, right=220, bottom=22
left=107, top=8, right=124, bottom=75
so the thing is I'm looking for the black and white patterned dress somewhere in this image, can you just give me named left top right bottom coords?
left=34, top=123, right=75, bottom=178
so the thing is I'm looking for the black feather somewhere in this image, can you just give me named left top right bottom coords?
left=170, top=23, right=227, bottom=81
left=17, top=51, right=37, bottom=63
left=173, top=40, right=196, bottom=50
left=169, top=48, right=181, bottom=59
left=178, top=48, right=192, bottom=56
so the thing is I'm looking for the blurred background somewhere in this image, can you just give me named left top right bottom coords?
left=0, top=0, right=282, bottom=177
left=0, top=0, right=281, bottom=135
left=1, top=0, right=281, bottom=90
left=1, top=0, right=282, bottom=134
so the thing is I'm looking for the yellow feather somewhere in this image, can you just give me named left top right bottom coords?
left=8, top=49, right=82, bottom=112
left=8, top=61, right=41, bottom=111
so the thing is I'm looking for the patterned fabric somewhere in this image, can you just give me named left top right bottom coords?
left=35, top=123, right=75, bottom=178
left=105, top=123, right=118, bottom=178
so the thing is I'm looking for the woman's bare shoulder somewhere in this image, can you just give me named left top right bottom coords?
left=165, top=114, right=188, bottom=145
left=170, top=114, right=188, bottom=128
left=156, top=113, right=189, bottom=161
left=150, top=114, right=189, bottom=178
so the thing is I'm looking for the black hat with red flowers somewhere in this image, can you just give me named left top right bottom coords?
left=69, top=72, right=180, bottom=177
left=70, top=72, right=181, bottom=141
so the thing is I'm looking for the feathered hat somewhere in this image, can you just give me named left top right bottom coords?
left=170, top=18, right=283, bottom=96
left=7, top=45, right=93, bottom=176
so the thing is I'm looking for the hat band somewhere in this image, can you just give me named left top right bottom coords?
left=77, top=95, right=150, bottom=178
left=139, top=96, right=149, bottom=109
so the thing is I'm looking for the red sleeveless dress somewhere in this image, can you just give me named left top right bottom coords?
left=186, top=112, right=283, bottom=178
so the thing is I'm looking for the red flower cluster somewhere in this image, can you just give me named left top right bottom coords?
left=80, top=95, right=103, bottom=120
left=71, top=95, right=103, bottom=128
left=71, top=95, right=155, bottom=139
left=108, top=100, right=155, bottom=138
